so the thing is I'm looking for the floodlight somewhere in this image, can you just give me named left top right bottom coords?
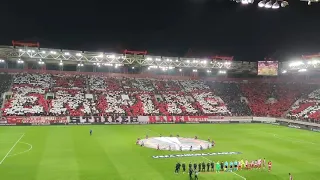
left=289, top=61, right=304, bottom=67
left=258, top=0, right=266, bottom=7
left=272, top=1, right=280, bottom=9
left=298, top=69, right=307, bottom=72
left=107, top=54, right=115, bottom=59
left=282, top=70, right=287, bottom=73
left=76, top=53, right=82, bottom=57
left=64, top=52, right=70, bottom=56
left=265, top=1, right=273, bottom=8
left=242, top=0, right=249, bottom=4
left=281, top=1, right=288, bottom=7
left=179, top=69, right=182, bottom=72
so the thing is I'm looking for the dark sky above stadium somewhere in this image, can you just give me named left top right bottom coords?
left=0, top=0, right=319, bottom=61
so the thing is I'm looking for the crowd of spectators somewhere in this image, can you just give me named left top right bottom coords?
left=287, top=87, right=320, bottom=122
left=1, top=73, right=319, bottom=122
left=0, top=73, right=12, bottom=109
left=210, top=82, right=251, bottom=116
left=240, top=83, right=312, bottom=117
left=1, top=74, right=232, bottom=117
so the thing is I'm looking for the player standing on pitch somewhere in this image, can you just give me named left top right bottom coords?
left=182, top=162, right=186, bottom=174
left=268, top=161, right=272, bottom=172
left=174, top=162, right=180, bottom=173
left=224, top=161, right=228, bottom=172
left=289, top=173, right=293, bottom=180
left=229, top=160, right=233, bottom=172
left=194, top=162, right=198, bottom=171
left=216, top=161, right=221, bottom=173
left=210, top=161, right=214, bottom=171
left=202, top=162, right=205, bottom=172
left=90, top=129, right=92, bottom=136
left=220, top=161, right=224, bottom=171
left=189, top=168, right=193, bottom=180
left=194, top=170, right=199, bottom=180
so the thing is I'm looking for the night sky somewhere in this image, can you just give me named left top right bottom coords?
left=0, top=0, right=320, bottom=61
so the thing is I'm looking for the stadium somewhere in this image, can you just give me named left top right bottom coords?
left=0, top=41, right=319, bottom=180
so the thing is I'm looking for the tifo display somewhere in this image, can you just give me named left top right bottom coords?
left=0, top=73, right=320, bottom=123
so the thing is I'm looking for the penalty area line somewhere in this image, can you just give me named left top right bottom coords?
left=231, top=171, right=247, bottom=180
left=200, top=155, right=247, bottom=180
left=0, top=133, right=25, bottom=165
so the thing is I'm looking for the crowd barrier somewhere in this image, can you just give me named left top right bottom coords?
left=0, top=116, right=319, bottom=133
left=0, top=115, right=261, bottom=125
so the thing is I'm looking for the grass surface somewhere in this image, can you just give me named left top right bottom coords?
left=0, top=124, right=320, bottom=180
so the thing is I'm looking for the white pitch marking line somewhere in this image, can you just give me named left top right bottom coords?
left=200, top=156, right=247, bottom=180
left=7, top=142, right=33, bottom=157
left=0, top=133, right=25, bottom=165
left=231, top=171, right=247, bottom=180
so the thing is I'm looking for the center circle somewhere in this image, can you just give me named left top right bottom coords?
left=139, top=137, right=213, bottom=151
left=0, top=141, right=32, bottom=157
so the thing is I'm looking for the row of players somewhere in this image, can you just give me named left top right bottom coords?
left=175, top=159, right=272, bottom=174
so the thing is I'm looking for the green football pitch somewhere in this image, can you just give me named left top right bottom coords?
left=1, top=124, right=320, bottom=180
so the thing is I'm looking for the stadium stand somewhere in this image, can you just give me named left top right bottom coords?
left=1, top=72, right=318, bottom=122
left=210, top=82, right=252, bottom=116
left=2, top=74, right=50, bottom=116
left=0, top=73, right=12, bottom=110
left=240, top=83, right=314, bottom=117
left=287, top=87, right=320, bottom=122
left=1, top=73, right=232, bottom=116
